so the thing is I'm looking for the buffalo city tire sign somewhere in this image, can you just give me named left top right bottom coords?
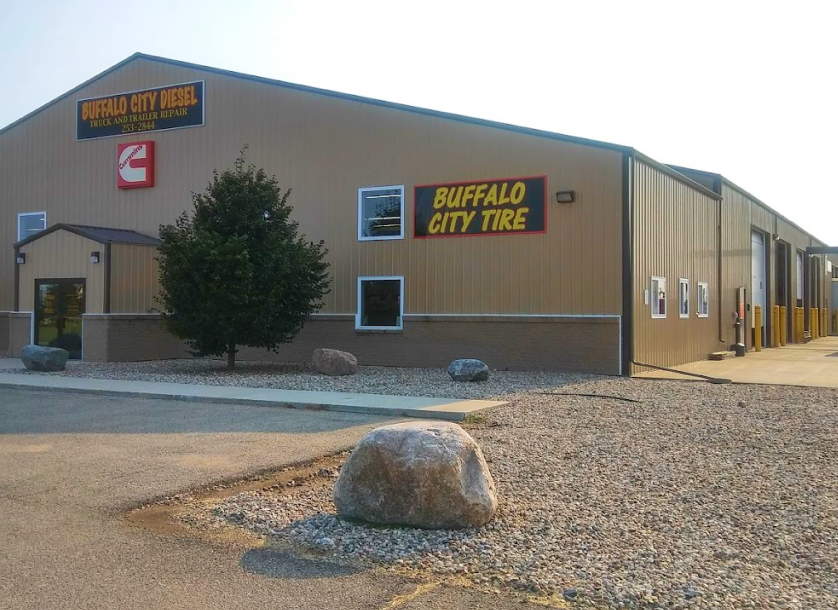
left=414, top=176, right=546, bottom=238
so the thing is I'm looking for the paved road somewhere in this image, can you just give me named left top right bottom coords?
left=0, top=389, right=536, bottom=609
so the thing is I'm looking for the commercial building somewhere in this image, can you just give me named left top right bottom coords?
left=1, top=53, right=835, bottom=374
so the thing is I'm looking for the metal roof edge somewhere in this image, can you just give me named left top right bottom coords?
left=634, top=153, right=722, bottom=200
left=0, top=53, right=145, bottom=138
left=667, top=164, right=829, bottom=247
left=13, top=223, right=160, bottom=249
left=1, top=52, right=633, bottom=155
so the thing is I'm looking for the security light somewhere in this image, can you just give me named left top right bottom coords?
left=90, top=251, right=100, bottom=264
left=15, top=253, right=25, bottom=264
left=555, top=190, right=575, bottom=204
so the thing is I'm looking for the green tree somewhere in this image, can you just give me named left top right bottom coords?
left=157, top=149, right=330, bottom=369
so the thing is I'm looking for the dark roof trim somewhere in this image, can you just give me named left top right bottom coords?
left=0, top=54, right=143, bottom=138
left=0, top=52, right=632, bottom=155
left=667, top=164, right=827, bottom=247
left=13, top=223, right=161, bottom=249
left=635, top=153, right=721, bottom=200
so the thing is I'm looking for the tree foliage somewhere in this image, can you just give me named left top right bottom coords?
left=157, top=149, right=330, bottom=369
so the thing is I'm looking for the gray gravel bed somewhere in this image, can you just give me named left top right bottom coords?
left=185, top=378, right=838, bottom=609
left=17, top=358, right=593, bottom=399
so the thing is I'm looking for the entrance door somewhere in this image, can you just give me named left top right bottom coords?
left=34, top=279, right=85, bottom=360
left=751, top=231, right=767, bottom=346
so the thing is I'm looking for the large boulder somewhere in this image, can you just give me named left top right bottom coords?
left=333, top=421, right=497, bottom=529
left=312, top=348, right=359, bottom=376
left=21, top=345, right=69, bottom=372
left=448, top=358, right=489, bottom=382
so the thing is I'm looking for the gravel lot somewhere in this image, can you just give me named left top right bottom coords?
left=19, top=358, right=591, bottom=399
left=173, top=376, right=838, bottom=609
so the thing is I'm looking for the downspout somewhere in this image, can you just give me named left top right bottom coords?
left=714, top=176, right=724, bottom=345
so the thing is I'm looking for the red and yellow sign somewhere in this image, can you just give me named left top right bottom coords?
left=414, top=176, right=546, bottom=238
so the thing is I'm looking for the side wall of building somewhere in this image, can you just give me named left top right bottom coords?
left=719, top=182, right=830, bottom=349
left=631, top=158, right=722, bottom=371
left=0, top=57, right=626, bottom=372
left=109, top=244, right=160, bottom=313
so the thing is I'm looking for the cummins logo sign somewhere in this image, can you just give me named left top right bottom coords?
left=117, top=141, right=155, bottom=189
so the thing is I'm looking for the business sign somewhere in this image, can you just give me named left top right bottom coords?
left=117, top=141, right=155, bottom=189
left=414, top=176, right=546, bottom=238
left=77, top=81, right=204, bottom=140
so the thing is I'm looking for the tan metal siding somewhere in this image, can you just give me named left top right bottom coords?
left=0, top=58, right=623, bottom=316
left=17, top=231, right=105, bottom=313
left=109, top=244, right=160, bottom=313
left=632, top=158, right=721, bottom=369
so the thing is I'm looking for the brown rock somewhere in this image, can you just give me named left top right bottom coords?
left=312, top=348, right=359, bottom=376
left=333, top=421, right=497, bottom=529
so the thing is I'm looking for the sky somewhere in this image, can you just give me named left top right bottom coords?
left=1, top=0, right=836, bottom=243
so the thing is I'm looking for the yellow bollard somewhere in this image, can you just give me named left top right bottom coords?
left=771, top=306, right=780, bottom=347
left=814, top=307, right=820, bottom=339
left=794, top=307, right=804, bottom=343
left=779, top=306, right=787, bottom=345
left=754, top=305, right=762, bottom=351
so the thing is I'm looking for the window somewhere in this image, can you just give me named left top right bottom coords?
left=697, top=282, right=709, bottom=317
left=356, top=276, right=403, bottom=330
left=17, top=212, right=46, bottom=242
left=679, top=278, right=690, bottom=318
left=358, top=185, right=404, bottom=241
left=651, top=277, right=667, bottom=318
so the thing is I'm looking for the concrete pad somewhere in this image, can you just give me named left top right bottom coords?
left=0, top=372, right=505, bottom=421
left=635, top=336, right=838, bottom=388
left=0, top=357, right=25, bottom=370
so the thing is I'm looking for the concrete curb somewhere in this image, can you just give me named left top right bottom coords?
left=0, top=380, right=505, bottom=422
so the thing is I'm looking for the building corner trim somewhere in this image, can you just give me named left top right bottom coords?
left=621, top=151, right=634, bottom=376
left=13, top=247, right=20, bottom=312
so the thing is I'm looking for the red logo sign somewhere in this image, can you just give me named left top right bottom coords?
left=117, top=141, right=155, bottom=189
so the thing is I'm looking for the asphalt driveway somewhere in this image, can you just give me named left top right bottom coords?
left=0, top=388, right=537, bottom=609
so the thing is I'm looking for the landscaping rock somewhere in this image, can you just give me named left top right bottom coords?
left=21, top=345, right=69, bottom=372
left=448, top=359, right=489, bottom=382
left=333, top=421, right=497, bottom=529
left=312, top=348, right=359, bottom=376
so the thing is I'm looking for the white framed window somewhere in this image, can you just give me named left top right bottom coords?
left=358, top=185, right=404, bottom=241
left=17, top=211, right=46, bottom=242
left=679, top=278, right=690, bottom=319
left=651, top=276, right=667, bottom=318
left=697, top=282, right=709, bottom=317
left=356, top=276, right=404, bottom=330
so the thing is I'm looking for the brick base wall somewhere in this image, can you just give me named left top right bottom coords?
left=0, top=312, right=32, bottom=357
left=82, top=314, right=189, bottom=362
left=80, top=313, right=621, bottom=374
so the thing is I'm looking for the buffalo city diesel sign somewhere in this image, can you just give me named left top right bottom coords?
left=414, top=176, right=546, bottom=238
left=77, top=81, right=205, bottom=140
left=117, top=141, right=155, bottom=189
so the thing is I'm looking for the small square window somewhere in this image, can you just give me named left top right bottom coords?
left=357, top=276, right=403, bottom=330
left=18, top=212, right=46, bottom=242
left=358, top=185, right=404, bottom=241
left=679, top=278, right=690, bottom=319
left=651, top=276, right=667, bottom=318
left=697, top=282, right=709, bottom=317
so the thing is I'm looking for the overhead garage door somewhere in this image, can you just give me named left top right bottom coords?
left=751, top=230, right=766, bottom=328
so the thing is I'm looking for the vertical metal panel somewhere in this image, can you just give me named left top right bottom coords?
left=17, top=230, right=105, bottom=313
left=0, top=58, right=623, bottom=316
left=632, top=159, right=721, bottom=368
left=109, top=244, right=160, bottom=313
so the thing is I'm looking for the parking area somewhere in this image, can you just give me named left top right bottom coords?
left=635, top=336, right=838, bottom=387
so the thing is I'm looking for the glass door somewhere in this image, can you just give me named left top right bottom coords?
left=34, top=279, right=85, bottom=360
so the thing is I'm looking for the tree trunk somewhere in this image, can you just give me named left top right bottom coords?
left=227, top=343, right=236, bottom=370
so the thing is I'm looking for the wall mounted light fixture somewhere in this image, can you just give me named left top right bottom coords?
left=90, top=251, right=100, bottom=264
left=555, top=190, right=575, bottom=204
left=15, top=253, right=25, bottom=264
